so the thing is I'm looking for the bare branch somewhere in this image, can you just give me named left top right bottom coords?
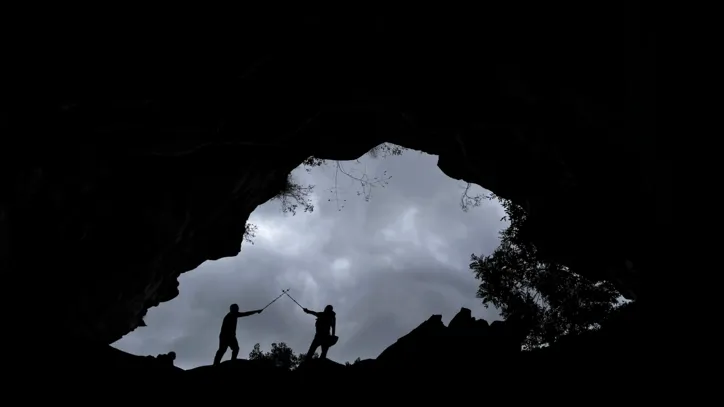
left=282, top=143, right=407, bottom=214
left=326, top=160, right=392, bottom=211
left=318, top=143, right=404, bottom=211
left=460, top=182, right=488, bottom=212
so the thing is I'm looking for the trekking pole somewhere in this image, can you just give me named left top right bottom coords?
left=283, top=290, right=305, bottom=310
left=261, top=288, right=290, bottom=311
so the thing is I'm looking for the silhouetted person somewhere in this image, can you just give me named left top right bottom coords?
left=303, top=305, right=336, bottom=361
left=213, top=304, right=262, bottom=366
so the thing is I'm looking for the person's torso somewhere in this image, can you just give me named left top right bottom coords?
left=315, top=312, right=334, bottom=334
left=220, top=312, right=237, bottom=337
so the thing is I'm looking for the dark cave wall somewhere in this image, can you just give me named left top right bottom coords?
left=1, top=8, right=657, bottom=345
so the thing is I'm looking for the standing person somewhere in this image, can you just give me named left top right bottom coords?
left=302, top=305, right=337, bottom=361
left=213, top=304, right=263, bottom=366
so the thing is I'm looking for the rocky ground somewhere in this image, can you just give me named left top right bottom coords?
left=48, top=306, right=640, bottom=396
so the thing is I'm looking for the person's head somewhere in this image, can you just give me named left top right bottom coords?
left=230, top=304, right=239, bottom=312
left=324, top=304, right=334, bottom=314
left=168, top=351, right=176, bottom=361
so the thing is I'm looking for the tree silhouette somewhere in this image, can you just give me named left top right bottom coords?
left=470, top=195, right=624, bottom=349
left=248, top=343, right=366, bottom=369
left=345, top=357, right=362, bottom=366
left=271, top=174, right=316, bottom=216
left=242, top=222, right=258, bottom=245
left=248, top=342, right=317, bottom=370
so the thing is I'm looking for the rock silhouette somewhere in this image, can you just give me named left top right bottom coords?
left=154, top=351, right=176, bottom=367
left=60, top=305, right=638, bottom=393
left=3, top=7, right=655, bottom=388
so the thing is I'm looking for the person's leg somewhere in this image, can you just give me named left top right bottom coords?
left=305, top=337, right=321, bottom=362
left=214, top=337, right=229, bottom=366
left=320, top=344, right=329, bottom=359
left=230, top=337, right=240, bottom=360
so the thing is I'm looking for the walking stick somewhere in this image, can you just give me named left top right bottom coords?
left=261, top=289, right=290, bottom=311
left=283, top=290, right=305, bottom=310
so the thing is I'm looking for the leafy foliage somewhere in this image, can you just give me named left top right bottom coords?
left=249, top=342, right=304, bottom=370
left=248, top=342, right=311, bottom=370
left=242, top=222, right=258, bottom=245
left=470, top=195, right=623, bottom=348
left=366, top=143, right=405, bottom=159
left=301, top=156, right=326, bottom=170
left=272, top=174, right=316, bottom=216
left=248, top=343, right=364, bottom=370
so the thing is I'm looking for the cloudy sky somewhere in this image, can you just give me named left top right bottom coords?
left=112, top=146, right=508, bottom=369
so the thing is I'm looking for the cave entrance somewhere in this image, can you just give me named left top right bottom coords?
left=112, top=143, right=508, bottom=369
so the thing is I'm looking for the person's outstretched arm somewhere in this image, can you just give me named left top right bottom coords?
left=303, top=308, right=320, bottom=317
left=236, top=309, right=263, bottom=318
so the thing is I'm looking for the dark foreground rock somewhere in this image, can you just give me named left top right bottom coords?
left=52, top=306, right=639, bottom=395
left=3, top=8, right=659, bottom=349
